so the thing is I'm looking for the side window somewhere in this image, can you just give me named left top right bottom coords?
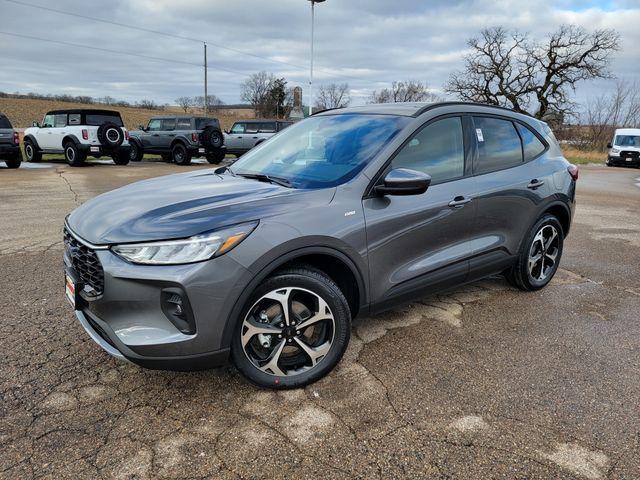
left=176, top=118, right=191, bottom=129
left=68, top=114, right=81, bottom=125
left=147, top=119, right=162, bottom=131
left=161, top=118, right=176, bottom=131
left=42, top=114, right=55, bottom=128
left=392, top=117, right=465, bottom=184
left=230, top=123, right=245, bottom=134
left=516, top=123, right=546, bottom=161
left=258, top=122, right=276, bottom=133
left=245, top=123, right=259, bottom=134
left=473, top=117, right=523, bottom=173
left=54, top=114, right=67, bottom=127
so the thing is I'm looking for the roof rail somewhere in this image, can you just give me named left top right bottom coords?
left=413, top=101, right=533, bottom=118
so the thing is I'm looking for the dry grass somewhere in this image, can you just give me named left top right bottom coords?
left=561, top=145, right=606, bottom=165
left=0, top=97, right=247, bottom=130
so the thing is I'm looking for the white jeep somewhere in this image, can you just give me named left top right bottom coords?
left=23, top=109, right=131, bottom=166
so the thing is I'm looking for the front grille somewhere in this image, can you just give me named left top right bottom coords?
left=620, top=150, right=640, bottom=159
left=64, top=227, right=104, bottom=296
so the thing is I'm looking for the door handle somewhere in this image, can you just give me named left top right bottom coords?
left=253, top=136, right=259, bottom=139
left=527, top=179, right=544, bottom=189
left=448, top=196, right=472, bottom=208
left=152, top=134, right=160, bottom=137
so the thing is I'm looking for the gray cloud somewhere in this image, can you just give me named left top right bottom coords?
left=0, top=0, right=638, bottom=107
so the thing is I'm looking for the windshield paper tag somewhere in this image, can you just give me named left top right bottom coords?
left=476, top=128, right=484, bottom=142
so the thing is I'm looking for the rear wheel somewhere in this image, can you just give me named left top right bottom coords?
left=112, top=150, right=130, bottom=165
left=64, top=142, right=86, bottom=167
left=171, top=143, right=191, bottom=165
left=231, top=267, right=351, bottom=389
left=506, top=214, right=564, bottom=291
left=206, top=150, right=226, bottom=164
left=24, top=139, right=41, bottom=162
left=4, top=153, right=21, bottom=169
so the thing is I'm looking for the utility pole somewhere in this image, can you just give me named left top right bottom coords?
left=204, top=42, right=208, bottom=116
left=307, top=0, right=325, bottom=116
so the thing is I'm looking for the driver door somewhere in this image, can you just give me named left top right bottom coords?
left=142, top=119, right=162, bottom=150
left=363, top=115, right=478, bottom=310
left=38, top=114, right=56, bottom=149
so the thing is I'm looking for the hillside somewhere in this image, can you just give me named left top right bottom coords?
left=0, top=97, right=249, bottom=130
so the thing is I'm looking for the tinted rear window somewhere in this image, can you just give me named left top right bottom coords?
left=0, top=116, right=11, bottom=128
left=85, top=114, right=124, bottom=127
left=474, top=117, right=523, bottom=174
left=196, top=118, right=219, bottom=129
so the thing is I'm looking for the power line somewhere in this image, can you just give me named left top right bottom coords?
left=0, top=30, right=249, bottom=77
left=3, top=0, right=364, bottom=83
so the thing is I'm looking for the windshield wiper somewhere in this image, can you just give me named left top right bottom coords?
left=214, top=165, right=236, bottom=176
left=236, top=173, right=293, bottom=188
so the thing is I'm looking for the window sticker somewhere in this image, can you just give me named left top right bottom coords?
left=476, top=128, right=484, bottom=142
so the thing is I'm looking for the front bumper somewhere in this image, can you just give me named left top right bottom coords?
left=608, top=154, right=640, bottom=166
left=66, top=234, right=249, bottom=370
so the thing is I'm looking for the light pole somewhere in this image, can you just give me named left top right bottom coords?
left=307, top=0, right=325, bottom=116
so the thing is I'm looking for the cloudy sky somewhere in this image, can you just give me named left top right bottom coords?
left=0, top=0, right=639, bottom=108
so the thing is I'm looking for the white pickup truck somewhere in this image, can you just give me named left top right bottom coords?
left=23, top=109, right=131, bottom=166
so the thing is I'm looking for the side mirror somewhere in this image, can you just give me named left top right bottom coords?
left=224, top=129, right=230, bottom=134
left=32, top=121, right=40, bottom=127
left=606, top=142, right=612, bottom=149
left=375, top=168, right=431, bottom=196
left=138, top=125, right=146, bottom=131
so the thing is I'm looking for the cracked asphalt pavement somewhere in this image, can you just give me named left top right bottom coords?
left=1, top=160, right=639, bottom=479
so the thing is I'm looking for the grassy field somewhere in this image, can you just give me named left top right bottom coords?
left=561, top=145, right=606, bottom=165
left=0, top=97, right=246, bottom=130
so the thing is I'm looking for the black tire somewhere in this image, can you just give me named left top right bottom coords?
left=129, top=141, right=144, bottom=162
left=4, top=153, right=21, bottom=169
left=97, top=122, right=124, bottom=149
left=171, top=143, right=191, bottom=165
left=231, top=266, right=351, bottom=389
left=24, top=139, right=41, bottom=162
left=201, top=126, right=224, bottom=149
left=64, top=141, right=86, bottom=167
left=206, top=150, right=226, bottom=164
left=112, top=150, right=130, bottom=165
left=506, top=214, right=564, bottom=291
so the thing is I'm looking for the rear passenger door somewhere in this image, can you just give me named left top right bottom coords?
left=242, top=122, right=260, bottom=150
left=256, top=122, right=277, bottom=144
left=469, top=115, right=550, bottom=278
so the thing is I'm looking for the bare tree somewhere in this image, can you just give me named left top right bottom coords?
left=175, top=96, right=193, bottom=113
left=582, top=80, right=640, bottom=150
left=240, top=71, right=276, bottom=117
left=369, top=80, right=438, bottom=104
left=193, top=95, right=224, bottom=112
left=445, top=25, right=620, bottom=120
left=315, top=83, right=351, bottom=110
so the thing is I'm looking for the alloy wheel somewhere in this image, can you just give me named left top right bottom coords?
left=528, top=224, right=559, bottom=281
left=241, top=287, right=335, bottom=377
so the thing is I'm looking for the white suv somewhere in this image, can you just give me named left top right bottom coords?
left=23, top=109, right=131, bottom=166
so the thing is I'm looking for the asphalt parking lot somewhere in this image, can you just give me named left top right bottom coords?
left=1, top=159, right=639, bottom=479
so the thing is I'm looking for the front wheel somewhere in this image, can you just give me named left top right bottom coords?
left=231, top=267, right=351, bottom=389
left=506, top=214, right=564, bottom=291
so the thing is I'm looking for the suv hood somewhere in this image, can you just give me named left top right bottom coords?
left=67, top=169, right=334, bottom=245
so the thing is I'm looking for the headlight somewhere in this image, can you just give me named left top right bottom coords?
left=611, top=148, right=620, bottom=154
left=111, top=221, right=258, bottom=265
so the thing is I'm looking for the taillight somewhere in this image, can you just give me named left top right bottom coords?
left=82, top=129, right=89, bottom=140
left=192, top=132, right=199, bottom=142
left=124, top=129, right=129, bottom=140
left=567, top=164, right=579, bottom=181
left=13, top=131, right=19, bottom=145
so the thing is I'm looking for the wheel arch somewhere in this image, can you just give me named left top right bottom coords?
left=541, top=201, right=571, bottom=237
left=62, top=134, right=81, bottom=147
left=170, top=138, right=189, bottom=150
left=221, top=245, right=368, bottom=349
left=23, top=134, right=41, bottom=150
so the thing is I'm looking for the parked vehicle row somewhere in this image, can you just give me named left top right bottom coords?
left=224, top=119, right=292, bottom=157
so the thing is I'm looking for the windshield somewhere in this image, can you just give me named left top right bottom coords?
left=230, top=114, right=410, bottom=188
left=614, top=135, right=640, bottom=147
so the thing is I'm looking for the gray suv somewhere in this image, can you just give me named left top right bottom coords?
left=63, top=102, right=577, bottom=389
left=224, top=119, right=293, bottom=157
left=129, top=116, right=225, bottom=165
